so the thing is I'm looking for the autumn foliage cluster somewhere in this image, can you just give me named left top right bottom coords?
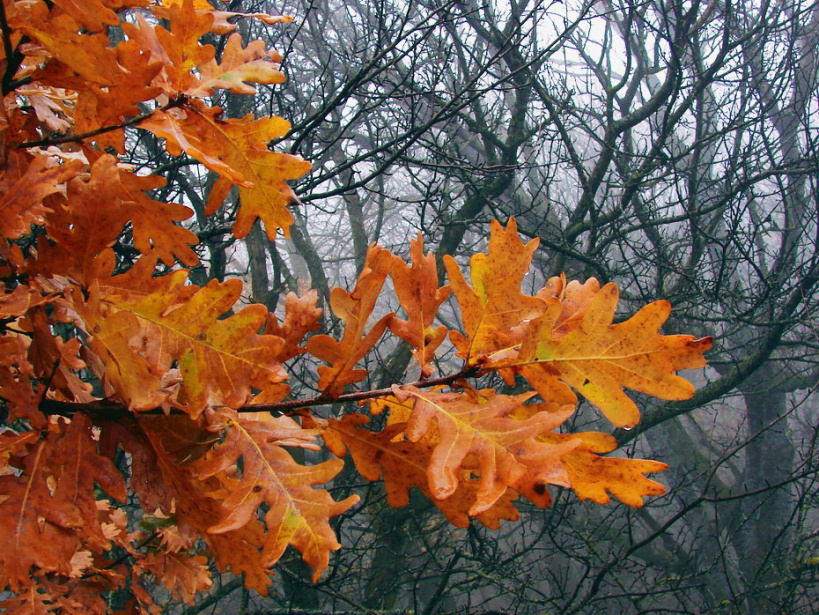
left=0, top=0, right=712, bottom=611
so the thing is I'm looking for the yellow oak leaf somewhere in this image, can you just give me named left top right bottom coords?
left=76, top=259, right=288, bottom=416
left=494, top=282, right=713, bottom=428
left=538, top=431, right=668, bottom=507
left=444, top=218, right=545, bottom=363
left=141, top=104, right=311, bottom=239
left=190, top=33, right=285, bottom=97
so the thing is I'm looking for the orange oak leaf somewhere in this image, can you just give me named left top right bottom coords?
left=79, top=265, right=288, bottom=416
left=443, top=218, right=545, bottom=363
left=139, top=551, right=212, bottom=605
left=123, top=3, right=285, bottom=99
left=76, top=290, right=171, bottom=412
left=0, top=415, right=126, bottom=590
left=121, top=7, right=214, bottom=97
left=317, top=413, right=520, bottom=529
left=193, top=412, right=359, bottom=581
left=388, top=235, right=451, bottom=377
left=539, top=431, right=668, bottom=507
left=73, top=40, right=164, bottom=152
left=0, top=334, right=45, bottom=428
left=0, top=152, right=83, bottom=241
left=264, top=290, right=323, bottom=362
left=141, top=104, right=311, bottom=239
left=306, top=246, right=395, bottom=397
left=494, top=282, right=713, bottom=428
left=49, top=0, right=126, bottom=32
left=155, top=0, right=293, bottom=34
left=12, top=4, right=124, bottom=86
left=392, top=385, right=579, bottom=514
left=40, top=155, right=198, bottom=275
left=24, top=308, right=94, bottom=404
left=0, top=285, right=53, bottom=318
left=107, top=419, right=273, bottom=596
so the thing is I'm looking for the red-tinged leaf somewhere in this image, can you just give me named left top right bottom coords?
left=139, top=551, right=211, bottom=605
left=443, top=218, right=545, bottom=363
left=264, top=290, right=323, bottom=362
left=46, top=415, right=128, bottom=550
left=45, top=155, right=198, bottom=269
left=139, top=415, right=220, bottom=468
left=393, top=385, right=579, bottom=514
left=535, top=275, right=602, bottom=329
left=0, top=431, right=39, bottom=476
left=0, top=285, right=53, bottom=319
left=306, top=246, right=394, bottom=397
left=495, top=282, right=714, bottom=428
left=0, top=416, right=125, bottom=590
left=388, top=235, right=451, bottom=377
left=104, top=419, right=273, bottom=595
left=24, top=309, right=94, bottom=404
left=0, top=586, right=57, bottom=614
left=0, top=334, right=45, bottom=428
left=319, top=414, right=520, bottom=529
left=0, top=152, right=83, bottom=241
left=193, top=411, right=359, bottom=581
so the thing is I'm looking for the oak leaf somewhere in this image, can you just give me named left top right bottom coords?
left=80, top=265, right=288, bottom=416
left=139, top=551, right=212, bottom=606
left=13, top=5, right=124, bottom=86
left=0, top=415, right=126, bottom=590
left=306, top=246, right=394, bottom=397
left=317, top=414, right=520, bottom=529
left=264, top=290, right=323, bottom=362
left=539, top=431, right=668, bottom=507
left=393, top=385, right=579, bottom=514
left=141, top=104, right=311, bottom=239
left=389, top=235, right=451, bottom=377
left=444, top=219, right=545, bottom=363
left=193, top=411, right=359, bottom=581
left=494, top=282, right=713, bottom=428
left=0, top=152, right=82, bottom=241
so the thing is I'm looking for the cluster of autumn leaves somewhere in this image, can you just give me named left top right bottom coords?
left=0, top=0, right=712, bottom=611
